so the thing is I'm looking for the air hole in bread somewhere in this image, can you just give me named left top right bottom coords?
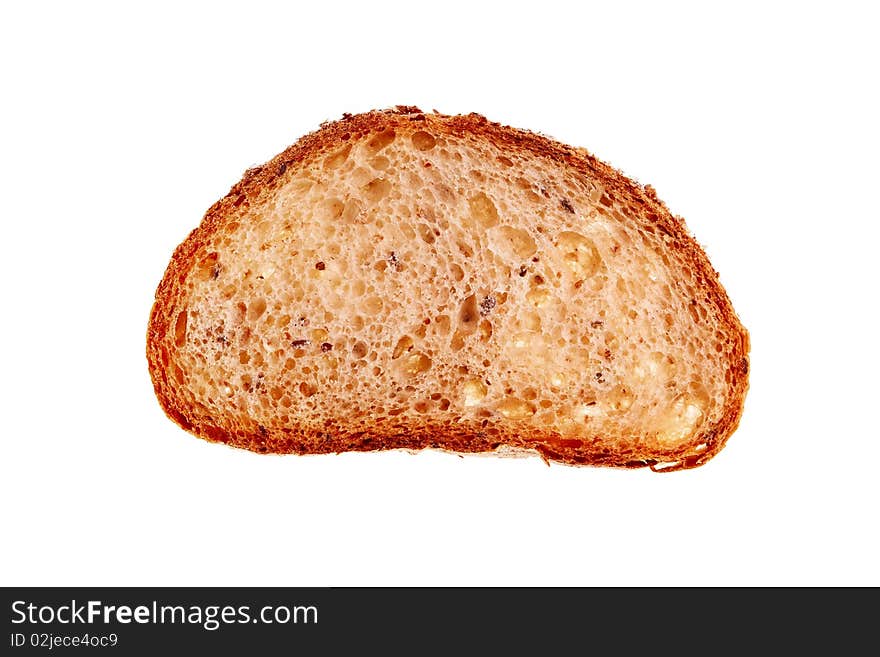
left=196, top=252, right=220, bottom=281
left=458, top=294, right=479, bottom=333
left=411, top=131, right=436, bottom=151
left=496, top=397, right=535, bottom=420
left=365, top=128, right=396, bottom=153
left=247, top=298, right=266, bottom=321
left=324, top=144, right=352, bottom=170
left=467, top=192, right=500, bottom=229
left=416, top=222, right=436, bottom=244
left=363, top=178, right=391, bottom=203
left=493, top=225, right=536, bottom=260
left=557, top=231, right=601, bottom=280
left=363, top=296, right=383, bottom=315
left=174, top=311, right=188, bottom=347
left=322, top=198, right=345, bottom=221
left=479, top=319, right=492, bottom=342
left=456, top=240, right=474, bottom=258
left=401, top=353, right=432, bottom=377
left=392, top=335, right=414, bottom=359
left=434, top=315, right=451, bottom=335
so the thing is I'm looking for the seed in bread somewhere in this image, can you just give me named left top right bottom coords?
left=146, top=107, right=750, bottom=471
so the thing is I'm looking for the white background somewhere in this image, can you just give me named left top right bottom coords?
left=2, top=1, right=878, bottom=586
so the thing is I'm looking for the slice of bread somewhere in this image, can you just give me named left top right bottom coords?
left=147, top=106, right=749, bottom=471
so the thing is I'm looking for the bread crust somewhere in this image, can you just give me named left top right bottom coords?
left=147, top=106, right=749, bottom=471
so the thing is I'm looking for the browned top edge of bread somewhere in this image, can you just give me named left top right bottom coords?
left=146, top=106, right=750, bottom=471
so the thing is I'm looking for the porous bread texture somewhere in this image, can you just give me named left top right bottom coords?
left=147, top=107, right=750, bottom=470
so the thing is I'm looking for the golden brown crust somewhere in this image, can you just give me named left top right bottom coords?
left=146, top=106, right=750, bottom=471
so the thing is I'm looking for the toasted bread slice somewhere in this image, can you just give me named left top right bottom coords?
left=147, top=106, right=749, bottom=470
